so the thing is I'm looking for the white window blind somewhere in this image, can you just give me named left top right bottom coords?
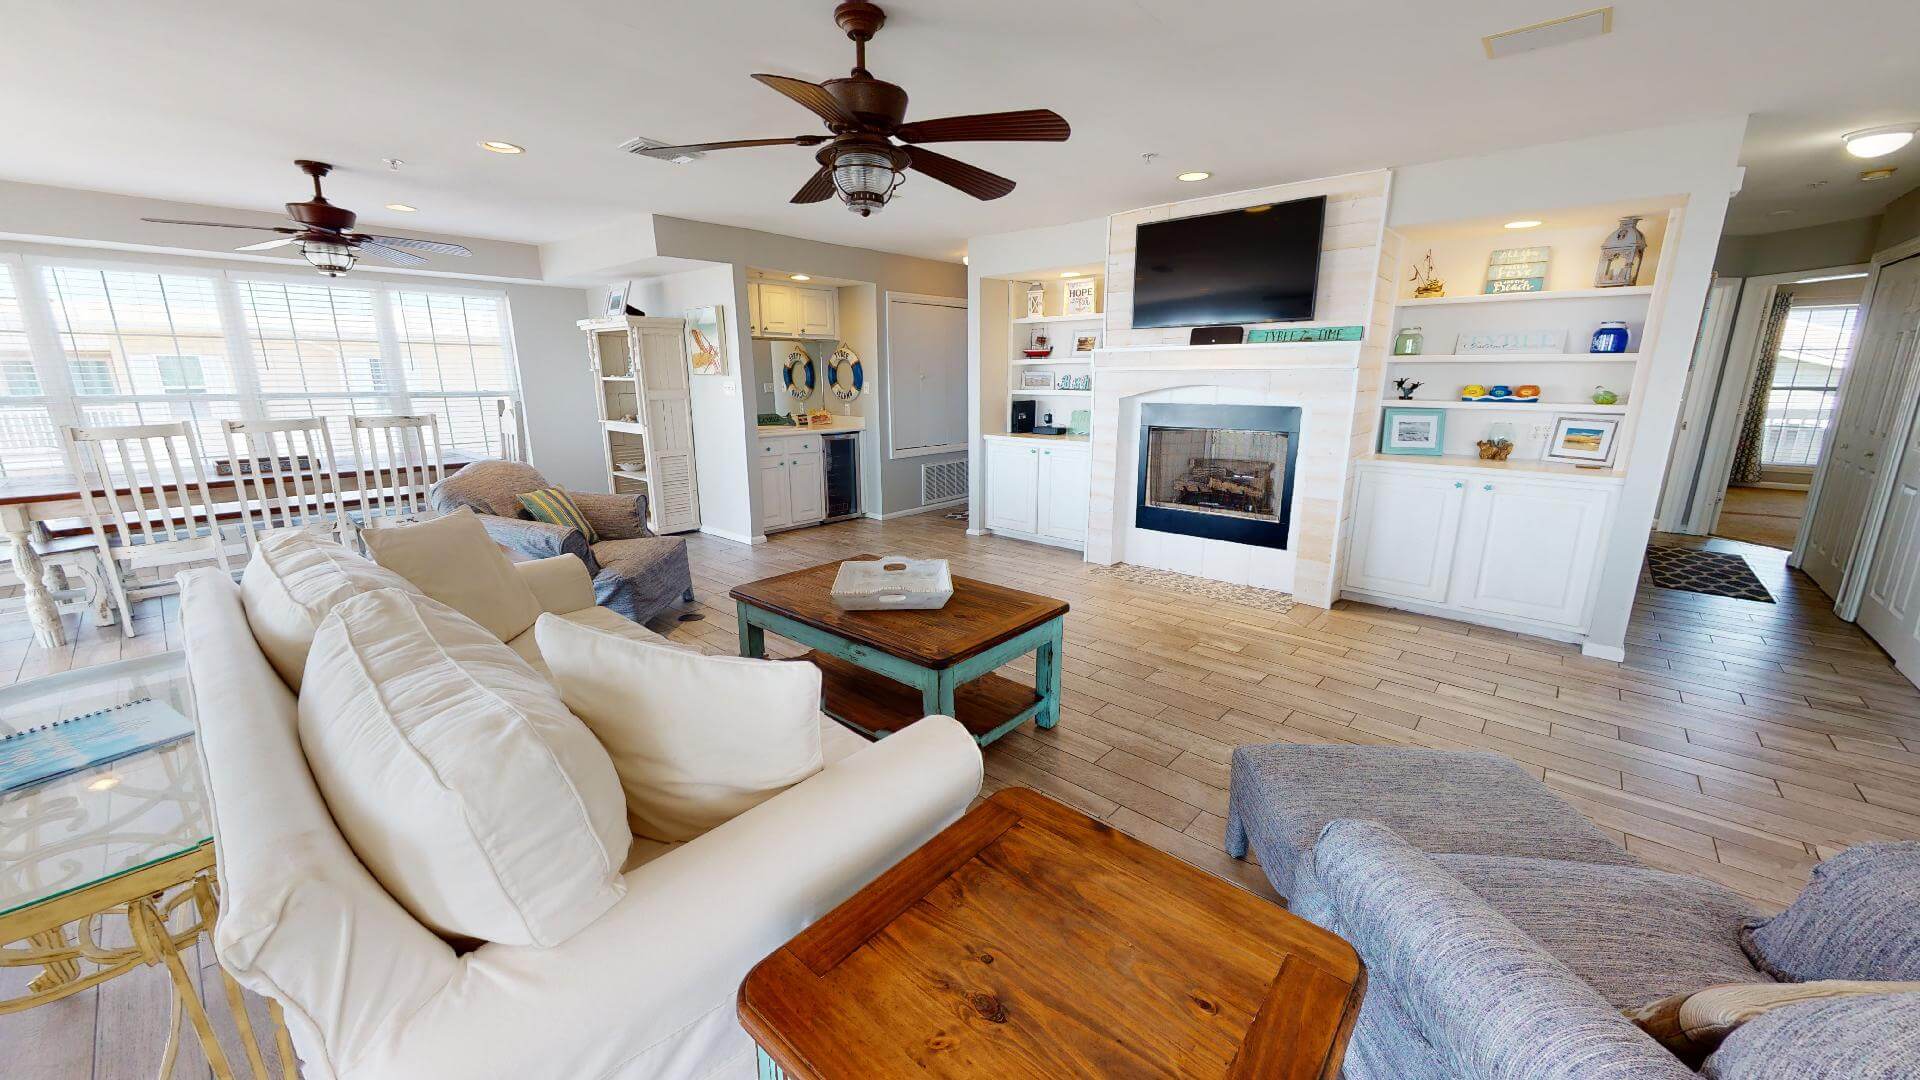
left=1762, top=303, right=1858, bottom=468
left=390, top=290, right=515, bottom=458
left=236, top=278, right=395, bottom=451
left=0, top=265, right=65, bottom=478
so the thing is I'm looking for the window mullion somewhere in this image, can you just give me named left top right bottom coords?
left=12, top=259, right=81, bottom=430
left=372, top=284, right=411, bottom=413
left=215, top=272, right=267, bottom=422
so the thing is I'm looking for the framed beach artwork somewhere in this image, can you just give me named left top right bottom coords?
left=1070, top=329, right=1101, bottom=357
left=685, top=305, right=727, bottom=376
left=604, top=281, right=630, bottom=316
left=1019, top=370, right=1055, bottom=390
left=1544, top=415, right=1620, bottom=466
left=1379, top=407, right=1446, bottom=456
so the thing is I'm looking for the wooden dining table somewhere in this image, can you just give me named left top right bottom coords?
left=0, top=451, right=480, bottom=648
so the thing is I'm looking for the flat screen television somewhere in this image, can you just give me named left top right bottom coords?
left=1130, top=195, right=1325, bottom=329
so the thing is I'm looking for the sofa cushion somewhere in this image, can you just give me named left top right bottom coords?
left=518, top=487, right=598, bottom=543
left=535, top=613, right=824, bottom=843
left=1700, top=993, right=1920, bottom=1079
left=363, top=507, right=543, bottom=642
left=1434, top=853, right=1766, bottom=1010
left=430, top=459, right=547, bottom=517
left=1630, top=980, right=1920, bottom=1068
left=238, top=528, right=422, bottom=690
left=299, top=589, right=628, bottom=947
left=506, top=603, right=673, bottom=680
left=1741, top=841, right=1920, bottom=982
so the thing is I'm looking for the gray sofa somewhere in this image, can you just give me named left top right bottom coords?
left=1227, top=744, right=1920, bottom=1079
left=430, top=460, right=693, bottom=625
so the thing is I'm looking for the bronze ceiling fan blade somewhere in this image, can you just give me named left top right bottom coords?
left=791, top=165, right=835, bottom=204
left=143, top=218, right=299, bottom=233
left=234, top=236, right=302, bottom=252
left=751, top=74, right=858, bottom=127
left=634, top=136, right=830, bottom=160
left=356, top=242, right=430, bottom=266
left=896, top=109, right=1070, bottom=144
left=352, top=235, right=472, bottom=257
left=906, top=146, right=1015, bottom=200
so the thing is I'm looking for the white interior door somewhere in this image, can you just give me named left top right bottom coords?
left=885, top=295, right=967, bottom=456
left=1853, top=260, right=1920, bottom=678
left=1804, top=256, right=1920, bottom=597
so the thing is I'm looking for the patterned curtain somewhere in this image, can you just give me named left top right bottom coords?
left=1729, top=293, right=1795, bottom=485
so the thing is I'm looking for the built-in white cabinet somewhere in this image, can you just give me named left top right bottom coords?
left=1344, top=462, right=1618, bottom=634
left=579, top=315, right=700, bottom=534
left=759, top=433, right=825, bottom=532
left=750, top=282, right=838, bottom=339
left=984, top=436, right=1089, bottom=549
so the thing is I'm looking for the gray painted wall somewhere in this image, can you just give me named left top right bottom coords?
left=1878, top=185, right=1920, bottom=253
left=1714, top=216, right=1882, bottom=278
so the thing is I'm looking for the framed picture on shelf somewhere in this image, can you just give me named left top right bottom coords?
left=1064, top=277, right=1097, bottom=315
left=1543, top=415, right=1620, bottom=466
left=604, top=281, right=630, bottom=316
left=1070, top=329, right=1101, bottom=357
left=1379, top=407, right=1446, bottom=456
left=1455, top=330, right=1567, bottom=354
left=1019, top=370, right=1055, bottom=390
left=684, top=305, right=727, bottom=376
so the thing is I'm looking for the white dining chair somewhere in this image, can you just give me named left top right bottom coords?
left=348, top=414, right=444, bottom=536
left=61, top=421, right=231, bottom=636
left=496, top=398, right=524, bottom=463
left=222, top=418, right=350, bottom=552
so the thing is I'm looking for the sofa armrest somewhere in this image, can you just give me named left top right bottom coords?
left=351, top=717, right=984, bottom=1080
left=512, top=554, right=597, bottom=615
left=472, top=512, right=588, bottom=560
left=1314, top=819, right=1695, bottom=1080
left=569, top=491, right=650, bottom=540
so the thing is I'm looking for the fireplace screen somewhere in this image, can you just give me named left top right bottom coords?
left=1135, top=403, right=1301, bottom=549
left=1144, top=427, right=1287, bottom=523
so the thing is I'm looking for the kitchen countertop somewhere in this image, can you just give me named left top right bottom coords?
left=983, top=431, right=1089, bottom=443
left=757, top=416, right=865, bottom=436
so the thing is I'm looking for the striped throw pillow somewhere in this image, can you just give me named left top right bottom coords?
left=518, top=487, right=598, bottom=544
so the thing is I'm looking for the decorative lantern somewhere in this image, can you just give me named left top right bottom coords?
left=1595, top=216, right=1646, bottom=288
left=1025, top=282, right=1046, bottom=318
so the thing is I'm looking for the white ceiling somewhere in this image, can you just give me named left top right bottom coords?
left=2, top=1, right=1915, bottom=259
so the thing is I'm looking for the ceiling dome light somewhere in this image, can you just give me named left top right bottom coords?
left=479, top=140, right=525, bottom=154
left=385, top=203, right=418, bottom=213
left=300, top=238, right=357, bottom=277
left=1060, top=271, right=1081, bottom=278
left=789, top=274, right=811, bottom=281
left=1504, top=219, right=1543, bottom=229
left=1843, top=125, right=1916, bottom=159
left=830, top=146, right=904, bottom=217
left=1177, top=171, right=1211, bottom=182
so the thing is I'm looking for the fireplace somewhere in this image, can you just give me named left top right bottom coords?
left=1135, top=404, right=1300, bottom=549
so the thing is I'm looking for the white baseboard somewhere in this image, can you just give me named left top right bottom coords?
left=1580, top=641, right=1627, bottom=662
left=1339, top=587, right=1587, bottom=647
left=873, top=498, right=967, bottom=521
left=698, top=525, right=764, bottom=546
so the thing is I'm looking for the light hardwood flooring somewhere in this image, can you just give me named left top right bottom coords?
left=5, top=515, right=1919, bottom=1077
left=1713, top=485, right=1809, bottom=550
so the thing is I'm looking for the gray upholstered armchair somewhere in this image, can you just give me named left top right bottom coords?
left=429, top=460, right=694, bottom=625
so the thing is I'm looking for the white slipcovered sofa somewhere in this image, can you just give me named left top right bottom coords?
left=179, top=553, right=983, bottom=1080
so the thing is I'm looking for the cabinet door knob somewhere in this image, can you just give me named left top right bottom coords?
left=1029, top=449, right=1037, bottom=455
left=1453, top=481, right=1464, bottom=489
left=1483, top=483, right=1494, bottom=492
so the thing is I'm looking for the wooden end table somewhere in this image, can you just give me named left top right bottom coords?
left=730, top=556, right=1068, bottom=747
left=739, top=787, right=1365, bottom=1079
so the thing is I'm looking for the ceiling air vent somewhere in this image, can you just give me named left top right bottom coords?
left=619, top=137, right=701, bottom=164
left=1483, top=7, right=1612, bottom=59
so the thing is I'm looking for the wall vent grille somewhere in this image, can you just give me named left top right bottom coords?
left=921, top=460, right=968, bottom=505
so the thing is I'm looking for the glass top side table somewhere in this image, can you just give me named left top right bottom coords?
left=0, top=651, right=293, bottom=1080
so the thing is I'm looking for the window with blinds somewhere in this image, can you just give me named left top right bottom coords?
left=1761, top=303, right=1858, bottom=468
left=0, top=257, right=522, bottom=480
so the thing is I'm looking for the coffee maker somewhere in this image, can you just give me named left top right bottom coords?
left=1010, top=399, right=1036, bottom=433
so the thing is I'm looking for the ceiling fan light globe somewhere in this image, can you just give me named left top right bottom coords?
left=301, top=239, right=357, bottom=276
left=831, top=149, right=899, bottom=215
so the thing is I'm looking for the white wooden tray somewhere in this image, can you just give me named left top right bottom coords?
left=831, top=557, right=954, bottom=610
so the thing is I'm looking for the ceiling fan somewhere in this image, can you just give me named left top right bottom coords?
left=633, top=1, right=1069, bottom=217
left=141, top=160, right=472, bottom=277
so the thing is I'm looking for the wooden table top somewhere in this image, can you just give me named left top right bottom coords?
left=739, top=788, right=1365, bottom=1079
left=0, top=450, right=481, bottom=507
left=729, top=555, right=1069, bottom=669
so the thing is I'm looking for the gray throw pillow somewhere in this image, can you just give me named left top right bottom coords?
left=1701, top=993, right=1920, bottom=1079
left=1741, top=842, right=1920, bottom=982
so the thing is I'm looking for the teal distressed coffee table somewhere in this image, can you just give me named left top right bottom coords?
left=730, top=555, right=1067, bottom=747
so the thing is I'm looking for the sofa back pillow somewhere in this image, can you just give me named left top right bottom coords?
left=1740, top=841, right=1920, bottom=981
left=239, top=528, right=422, bottom=690
left=299, top=589, right=628, bottom=947
left=361, top=507, right=543, bottom=642
left=534, top=613, right=824, bottom=843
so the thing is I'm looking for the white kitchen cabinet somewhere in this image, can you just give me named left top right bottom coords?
left=758, top=434, right=825, bottom=533
left=1345, top=469, right=1466, bottom=603
left=1451, top=476, right=1612, bottom=628
left=1344, top=462, right=1618, bottom=636
left=750, top=282, right=838, bottom=339
left=759, top=457, right=794, bottom=531
left=1036, top=444, right=1091, bottom=544
left=787, top=452, right=825, bottom=523
left=985, top=439, right=1040, bottom=535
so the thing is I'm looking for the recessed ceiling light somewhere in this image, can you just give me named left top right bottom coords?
left=1861, top=167, right=1898, bottom=182
left=87, top=775, right=120, bottom=791
left=1843, top=124, right=1916, bottom=159
left=385, top=203, right=418, bottom=213
left=1176, top=171, right=1211, bottom=183
left=1060, top=271, right=1081, bottom=278
left=1767, top=208, right=1797, bottom=216
left=479, top=140, right=525, bottom=154
left=789, top=274, right=811, bottom=281
left=961, top=255, right=969, bottom=266
left=1504, top=220, right=1543, bottom=229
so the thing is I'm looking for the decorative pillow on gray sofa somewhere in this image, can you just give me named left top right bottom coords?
left=1741, top=841, right=1920, bottom=982
left=1700, top=993, right=1920, bottom=1079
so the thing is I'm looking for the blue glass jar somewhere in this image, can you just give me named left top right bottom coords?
left=1591, top=321, right=1630, bottom=354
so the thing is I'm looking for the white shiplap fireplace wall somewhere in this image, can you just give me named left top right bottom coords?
left=1085, top=171, right=1398, bottom=608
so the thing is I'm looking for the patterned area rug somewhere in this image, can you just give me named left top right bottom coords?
left=1645, top=547, right=1774, bottom=603
left=1087, top=563, right=1296, bottom=614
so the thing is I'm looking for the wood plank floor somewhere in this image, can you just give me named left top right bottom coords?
left=5, top=516, right=1918, bottom=1077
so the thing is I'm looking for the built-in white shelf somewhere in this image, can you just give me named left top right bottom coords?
left=1011, top=357, right=1093, bottom=366
left=600, top=375, right=636, bottom=382
left=1360, top=453, right=1626, bottom=482
left=1012, top=389, right=1092, bottom=397
left=1397, top=285, right=1655, bottom=308
left=1012, top=313, right=1104, bottom=325
left=603, top=419, right=647, bottom=435
left=1388, top=352, right=1640, bottom=365
left=1388, top=399, right=1629, bottom=414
